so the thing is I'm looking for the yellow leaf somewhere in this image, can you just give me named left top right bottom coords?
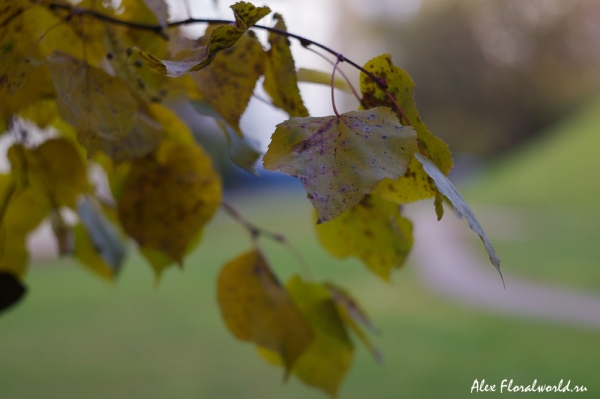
left=372, top=157, right=436, bottom=203
left=316, top=195, right=413, bottom=280
left=192, top=33, right=265, bottom=134
left=217, top=250, right=314, bottom=374
left=361, top=54, right=453, bottom=205
left=263, top=107, right=417, bottom=223
left=8, top=139, right=89, bottom=209
left=285, top=276, right=354, bottom=397
left=77, top=110, right=163, bottom=163
left=360, top=54, right=452, bottom=174
left=138, top=2, right=270, bottom=77
left=117, top=143, right=221, bottom=274
left=47, top=52, right=138, bottom=141
left=263, top=14, right=309, bottom=117
left=17, top=99, right=58, bottom=129
left=0, top=175, right=49, bottom=277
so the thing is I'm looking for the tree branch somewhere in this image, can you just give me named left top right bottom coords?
left=46, top=1, right=387, bottom=89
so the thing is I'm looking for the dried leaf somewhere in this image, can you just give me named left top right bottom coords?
left=117, top=143, right=221, bottom=275
left=415, top=152, right=502, bottom=278
left=263, top=107, right=417, bottom=222
left=263, top=14, right=309, bottom=117
left=316, top=195, right=413, bottom=280
left=217, top=250, right=314, bottom=374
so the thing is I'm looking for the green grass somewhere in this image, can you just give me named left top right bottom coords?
left=464, top=97, right=600, bottom=290
left=1, top=192, right=599, bottom=398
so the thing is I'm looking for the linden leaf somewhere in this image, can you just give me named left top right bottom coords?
left=137, top=2, right=270, bottom=77
left=117, top=143, right=221, bottom=275
left=192, top=33, right=265, bottom=134
left=285, top=276, right=354, bottom=397
left=315, top=194, right=413, bottom=280
left=415, top=152, right=502, bottom=278
left=263, top=107, right=417, bottom=223
left=77, top=196, right=126, bottom=278
left=361, top=54, right=453, bottom=205
left=47, top=52, right=138, bottom=141
left=326, top=283, right=382, bottom=364
left=217, top=250, right=314, bottom=375
left=263, top=14, right=309, bottom=117
left=190, top=100, right=261, bottom=173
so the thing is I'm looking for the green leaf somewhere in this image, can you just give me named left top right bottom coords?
left=263, top=14, right=309, bottom=117
left=414, top=152, right=502, bottom=279
left=77, top=196, right=126, bottom=277
left=190, top=100, right=261, bottom=173
left=316, top=195, right=413, bottom=280
left=117, top=142, right=221, bottom=276
left=217, top=250, right=314, bottom=375
left=263, top=107, right=417, bottom=223
left=137, top=2, right=270, bottom=77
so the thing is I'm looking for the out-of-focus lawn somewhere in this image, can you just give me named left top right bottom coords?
left=1, top=190, right=599, bottom=398
left=466, top=97, right=600, bottom=290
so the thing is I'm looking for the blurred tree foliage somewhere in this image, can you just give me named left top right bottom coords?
left=370, top=0, right=600, bottom=157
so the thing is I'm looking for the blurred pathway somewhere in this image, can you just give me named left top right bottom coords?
left=411, top=204, right=600, bottom=330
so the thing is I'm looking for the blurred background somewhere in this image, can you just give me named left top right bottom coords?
left=2, top=0, right=600, bottom=397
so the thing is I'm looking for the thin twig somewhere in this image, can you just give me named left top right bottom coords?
left=48, top=2, right=169, bottom=39
left=305, top=46, right=365, bottom=108
left=46, top=2, right=388, bottom=89
left=221, top=201, right=313, bottom=280
left=331, top=56, right=341, bottom=118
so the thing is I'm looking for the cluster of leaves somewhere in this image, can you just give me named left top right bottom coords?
left=0, top=0, right=500, bottom=395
